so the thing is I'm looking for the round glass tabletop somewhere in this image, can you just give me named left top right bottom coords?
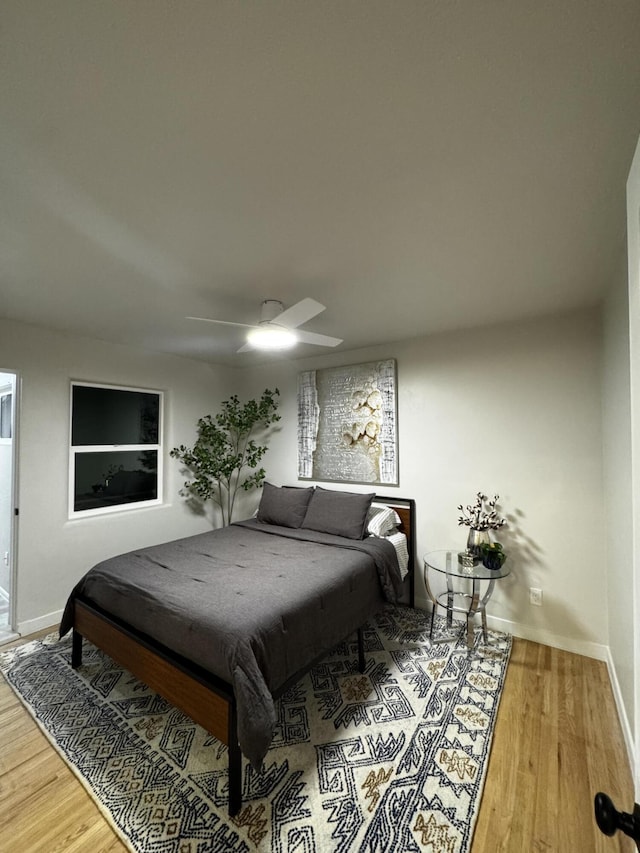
left=424, top=549, right=511, bottom=581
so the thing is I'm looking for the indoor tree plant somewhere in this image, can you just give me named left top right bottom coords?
left=171, top=388, right=280, bottom=526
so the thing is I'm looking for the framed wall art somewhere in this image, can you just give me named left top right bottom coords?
left=298, top=359, right=398, bottom=485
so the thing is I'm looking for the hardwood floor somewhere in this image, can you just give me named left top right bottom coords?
left=471, top=639, right=635, bottom=852
left=0, top=632, right=635, bottom=852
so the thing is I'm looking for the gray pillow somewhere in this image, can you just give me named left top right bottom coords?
left=301, top=487, right=375, bottom=539
left=256, top=482, right=314, bottom=528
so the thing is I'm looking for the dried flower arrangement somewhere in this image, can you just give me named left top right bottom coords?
left=457, top=492, right=507, bottom=532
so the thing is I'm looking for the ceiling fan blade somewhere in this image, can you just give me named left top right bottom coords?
left=188, top=300, right=341, bottom=352
left=276, top=298, right=325, bottom=329
left=186, top=316, right=258, bottom=330
left=295, top=329, right=343, bottom=347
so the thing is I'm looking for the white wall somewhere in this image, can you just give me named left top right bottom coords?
left=602, top=258, right=635, bottom=767
left=0, top=318, right=236, bottom=634
left=241, top=308, right=607, bottom=656
left=626, top=133, right=640, bottom=797
left=0, top=307, right=609, bottom=660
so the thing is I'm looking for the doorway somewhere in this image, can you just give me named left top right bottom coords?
left=0, top=371, right=17, bottom=640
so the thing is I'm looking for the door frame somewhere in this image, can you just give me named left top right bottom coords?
left=0, top=370, right=19, bottom=635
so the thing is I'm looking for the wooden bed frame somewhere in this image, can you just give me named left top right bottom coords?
left=70, top=495, right=415, bottom=816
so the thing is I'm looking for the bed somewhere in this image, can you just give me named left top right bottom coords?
left=59, top=485, right=416, bottom=815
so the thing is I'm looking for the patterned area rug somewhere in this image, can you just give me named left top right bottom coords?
left=1, top=606, right=511, bottom=852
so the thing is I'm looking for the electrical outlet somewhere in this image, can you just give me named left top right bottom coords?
left=529, top=587, right=543, bottom=606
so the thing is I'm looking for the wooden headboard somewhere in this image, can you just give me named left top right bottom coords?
left=375, top=494, right=416, bottom=608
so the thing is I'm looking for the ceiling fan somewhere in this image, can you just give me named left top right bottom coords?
left=187, top=298, right=343, bottom=352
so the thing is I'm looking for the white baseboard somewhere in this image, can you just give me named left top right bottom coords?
left=17, top=609, right=63, bottom=638
left=485, top=613, right=610, bottom=661
left=414, top=594, right=609, bottom=659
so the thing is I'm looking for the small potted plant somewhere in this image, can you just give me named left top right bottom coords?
left=481, top=541, right=507, bottom=570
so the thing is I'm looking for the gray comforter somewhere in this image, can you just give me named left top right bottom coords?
left=60, top=519, right=403, bottom=769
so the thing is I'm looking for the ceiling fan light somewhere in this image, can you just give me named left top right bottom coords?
left=246, top=325, right=297, bottom=350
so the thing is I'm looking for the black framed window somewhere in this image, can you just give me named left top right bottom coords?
left=70, top=382, right=162, bottom=516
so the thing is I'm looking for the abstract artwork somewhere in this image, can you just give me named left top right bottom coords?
left=298, top=359, right=398, bottom=485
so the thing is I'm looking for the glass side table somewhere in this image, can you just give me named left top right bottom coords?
left=423, top=550, right=511, bottom=650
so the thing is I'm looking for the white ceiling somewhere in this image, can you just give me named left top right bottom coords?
left=2, top=2, right=640, bottom=366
